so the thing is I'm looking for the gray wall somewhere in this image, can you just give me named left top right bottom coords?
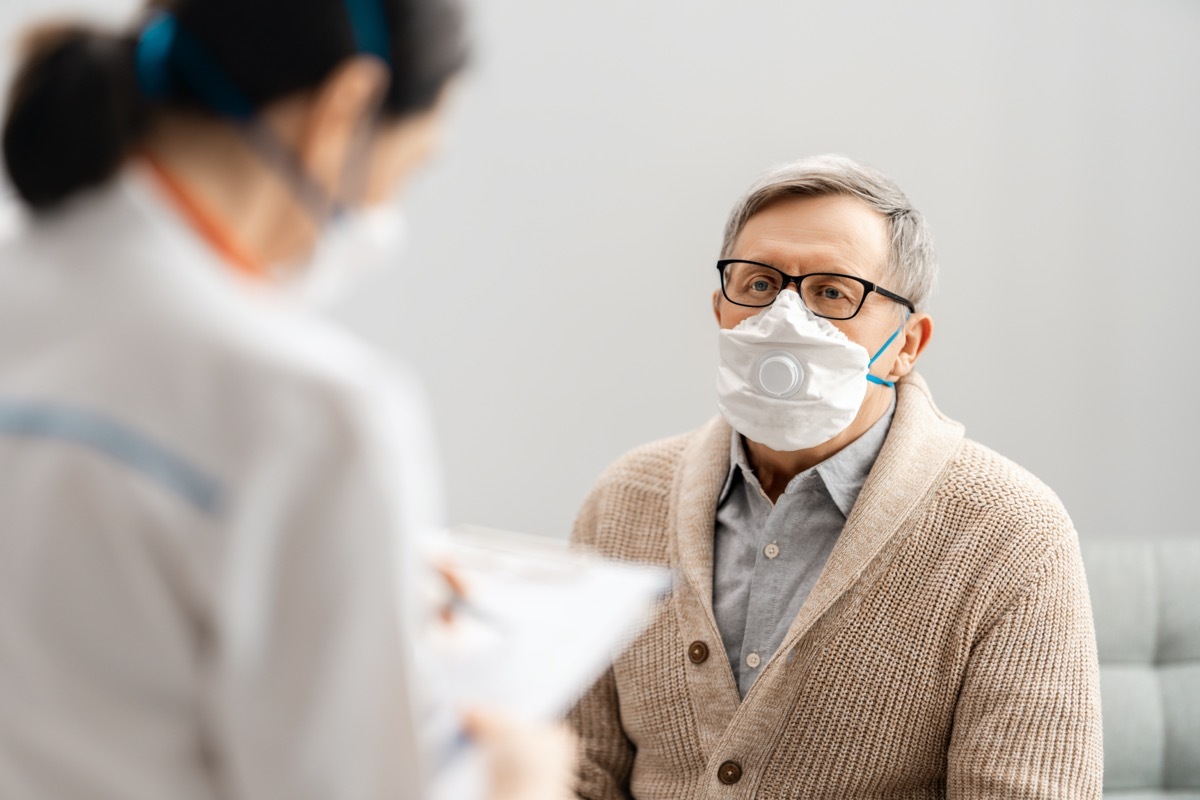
left=3, top=0, right=1197, bottom=540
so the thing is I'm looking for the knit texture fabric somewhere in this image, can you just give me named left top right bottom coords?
left=568, top=373, right=1103, bottom=800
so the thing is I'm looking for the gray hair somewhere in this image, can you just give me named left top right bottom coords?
left=720, top=154, right=937, bottom=311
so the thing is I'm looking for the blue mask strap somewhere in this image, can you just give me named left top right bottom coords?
left=865, top=314, right=910, bottom=388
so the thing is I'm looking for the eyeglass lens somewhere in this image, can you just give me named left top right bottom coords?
left=722, top=262, right=865, bottom=319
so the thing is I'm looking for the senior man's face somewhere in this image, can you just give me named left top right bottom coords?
left=713, top=193, right=916, bottom=381
left=713, top=193, right=933, bottom=460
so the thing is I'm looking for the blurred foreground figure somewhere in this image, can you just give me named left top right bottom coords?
left=569, top=155, right=1102, bottom=799
left=0, top=1, right=573, bottom=798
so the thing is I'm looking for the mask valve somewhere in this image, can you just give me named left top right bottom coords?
left=755, top=351, right=804, bottom=398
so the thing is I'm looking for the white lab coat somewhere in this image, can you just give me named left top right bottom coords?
left=0, top=168, right=442, bottom=800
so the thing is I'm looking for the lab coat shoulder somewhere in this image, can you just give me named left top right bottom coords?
left=0, top=178, right=441, bottom=544
left=0, top=183, right=435, bottom=798
left=209, top=300, right=441, bottom=527
left=183, top=311, right=435, bottom=800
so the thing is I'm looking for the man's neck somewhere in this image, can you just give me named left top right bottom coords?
left=744, top=384, right=894, bottom=503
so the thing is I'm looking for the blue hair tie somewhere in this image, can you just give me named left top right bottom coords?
left=135, top=12, right=178, bottom=99
left=343, top=0, right=393, bottom=65
left=134, top=2, right=390, bottom=114
left=137, top=11, right=256, bottom=119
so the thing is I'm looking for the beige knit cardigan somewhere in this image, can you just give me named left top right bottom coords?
left=568, top=373, right=1102, bottom=799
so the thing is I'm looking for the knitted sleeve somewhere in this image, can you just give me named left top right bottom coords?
left=946, top=535, right=1104, bottom=799
left=566, top=484, right=636, bottom=800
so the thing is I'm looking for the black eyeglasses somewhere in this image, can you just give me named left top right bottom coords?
left=716, top=260, right=915, bottom=320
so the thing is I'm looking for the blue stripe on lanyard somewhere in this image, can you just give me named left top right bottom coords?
left=0, top=400, right=224, bottom=518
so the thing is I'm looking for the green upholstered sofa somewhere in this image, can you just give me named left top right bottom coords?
left=1081, top=540, right=1200, bottom=798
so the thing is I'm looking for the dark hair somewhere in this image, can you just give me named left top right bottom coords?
left=2, top=0, right=468, bottom=212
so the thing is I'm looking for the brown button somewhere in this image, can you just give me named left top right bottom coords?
left=687, top=641, right=709, bottom=664
left=717, top=760, right=743, bottom=785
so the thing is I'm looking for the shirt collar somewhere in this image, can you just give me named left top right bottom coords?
left=816, top=397, right=895, bottom=516
left=719, top=427, right=753, bottom=502
left=719, top=396, right=897, bottom=517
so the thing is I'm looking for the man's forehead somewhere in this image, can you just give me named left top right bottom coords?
left=733, top=194, right=890, bottom=276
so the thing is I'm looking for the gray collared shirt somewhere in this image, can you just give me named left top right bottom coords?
left=713, top=400, right=895, bottom=698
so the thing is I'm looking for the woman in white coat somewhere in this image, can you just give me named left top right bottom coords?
left=0, top=1, right=571, bottom=799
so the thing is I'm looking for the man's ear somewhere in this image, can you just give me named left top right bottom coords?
left=295, top=56, right=389, bottom=209
left=712, top=290, right=723, bottom=324
left=891, top=312, right=933, bottom=380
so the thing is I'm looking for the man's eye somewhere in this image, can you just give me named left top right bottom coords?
left=817, top=286, right=844, bottom=300
left=751, top=280, right=773, bottom=292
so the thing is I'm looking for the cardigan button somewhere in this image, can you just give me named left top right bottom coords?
left=687, top=641, right=709, bottom=664
left=717, top=760, right=743, bottom=785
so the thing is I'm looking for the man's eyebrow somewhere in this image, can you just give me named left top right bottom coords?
left=736, top=254, right=872, bottom=279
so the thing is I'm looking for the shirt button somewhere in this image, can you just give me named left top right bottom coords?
left=764, top=542, right=780, bottom=559
left=745, top=652, right=761, bottom=669
left=688, top=641, right=709, bottom=664
left=718, top=760, right=743, bottom=785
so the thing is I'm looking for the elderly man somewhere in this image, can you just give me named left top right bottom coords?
left=568, top=155, right=1102, bottom=799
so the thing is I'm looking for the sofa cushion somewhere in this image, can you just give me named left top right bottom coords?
left=1081, top=540, right=1200, bottom=794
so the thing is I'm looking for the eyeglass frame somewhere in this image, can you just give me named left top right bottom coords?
left=715, top=259, right=916, bottom=320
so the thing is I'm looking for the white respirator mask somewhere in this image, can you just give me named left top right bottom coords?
left=716, top=289, right=904, bottom=452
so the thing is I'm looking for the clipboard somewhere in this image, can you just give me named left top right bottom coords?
left=415, top=525, right=671, bottom=799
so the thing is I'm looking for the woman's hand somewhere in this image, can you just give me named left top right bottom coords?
left=465, top=709, right=577, bottom=800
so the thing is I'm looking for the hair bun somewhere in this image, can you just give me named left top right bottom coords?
left=3, top=23, right=149, bottom=211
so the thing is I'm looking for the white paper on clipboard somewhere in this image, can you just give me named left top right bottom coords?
left=416, top=525, right=671, bottom=800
